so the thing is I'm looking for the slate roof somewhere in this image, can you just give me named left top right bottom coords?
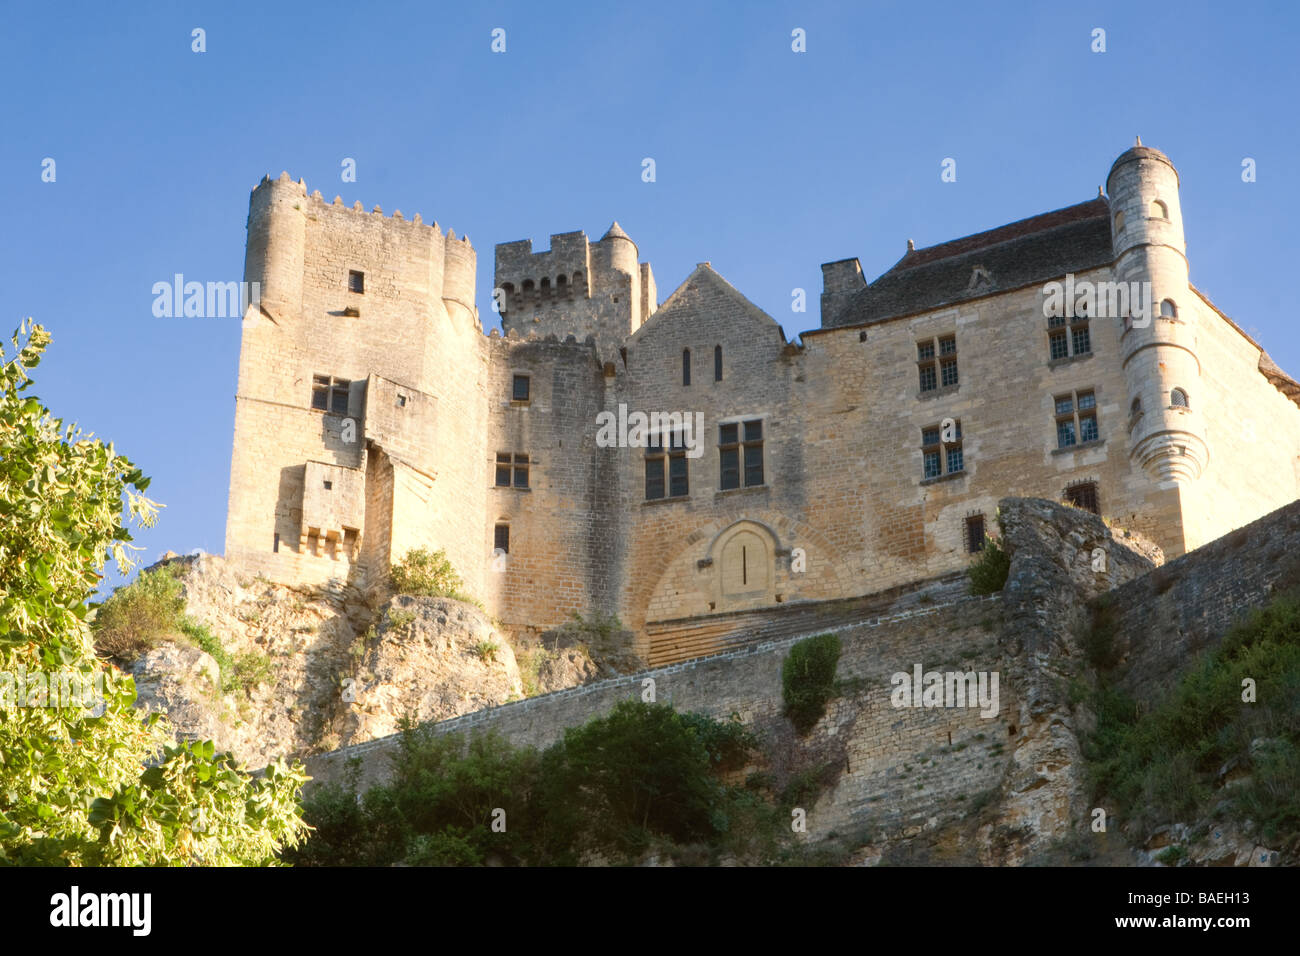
left=823, top=197, right=1114, bottom=328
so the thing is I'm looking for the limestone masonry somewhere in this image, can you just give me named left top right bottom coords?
left=225, top=143, right=1300, bottom=664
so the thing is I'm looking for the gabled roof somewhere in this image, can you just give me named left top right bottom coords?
left=631, top=262, right=788, bottom=344
left=824, top=197, right=1113, bottom=328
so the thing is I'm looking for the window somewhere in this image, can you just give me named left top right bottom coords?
left=1114, top=211, right=1125, bottom=233
left=1071, top=323, right=1091, bottom=356
left=1170, top=387, right=1189, bottom=408
left=1047, top=304, right=1091, bottom=361
left=1055, top=390, right=1099, bottom=449
left=683, top=349, right=691, bottom=386
left=512, top=374, right=530, bottom=403
left=1064, top=480, right=1100, bottom=515
left=719, top=419, right=764, bottom=490
left=714, top=345, right=723, bottom=382
left=323, top=480, right=333, bottom=490
left=1049, top=330, right=1069, bottom=360
left=397, top=394, right=407, bottom=407
left=645, top=430, right=689, bottom=500
left=917, top=335, right=957, bottom=392
left=965, top=515, right=985, bottom=554
left=348, top=270, right=364, bottom=294
left=1160, top=298, right=1178, bottom=319
left=495, top=452, right=529, bottom=488
left=311, top=375, right=350, bottom=414
left=494, top=524, right=510, bottom=555
left=273, top=532, right=280, bottom=553
left=1130, top=396, right=1142, bottom=419
left=921, top=420, right=963, bottom=479
left=1150, top=199, right=1168, bottom=220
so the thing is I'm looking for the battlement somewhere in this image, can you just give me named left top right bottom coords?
left=493, top=230, right=595, bottom=313
left=492, top=222, right=656, bottom=361
left=250, top=171, right=473, bottom=246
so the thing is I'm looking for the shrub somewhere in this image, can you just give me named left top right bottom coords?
left=290, top=701, right=777, bottom=866
left=390, top=548, right=478, bottom=605
left=782, top=633, right=841, bottom=734
left=473, top=640, right=499, bottom=663
left=968, top=534, right=1010, bottom=595
left=91, top=565, right=186, bottom=661
left=1083, top=594, right=1300, bottom=846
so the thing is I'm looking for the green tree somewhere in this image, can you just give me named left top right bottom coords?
left=0, top=322, right=308, bottom=865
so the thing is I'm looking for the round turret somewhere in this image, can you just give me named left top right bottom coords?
left=442, top=233, right=478, bottom=327
left=1106, top=141, right=1206, bottom=483
left=245, top=172, right=307, bottom=320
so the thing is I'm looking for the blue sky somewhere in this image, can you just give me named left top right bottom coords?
left=4, top=1, right=1298, bottom=590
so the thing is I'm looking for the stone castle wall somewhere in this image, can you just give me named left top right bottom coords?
left=224, top=152, right=1300, bottom=666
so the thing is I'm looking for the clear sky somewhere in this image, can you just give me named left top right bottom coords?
left=4, top=1, right=1298, bottom=590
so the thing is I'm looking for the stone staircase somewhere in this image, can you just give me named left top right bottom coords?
left=642, top=571, right=970, bottom=666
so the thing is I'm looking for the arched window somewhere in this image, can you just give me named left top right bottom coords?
left=1160, top=298, right=1178, bottom=319
left=556, top=274, right=567, bottom=289
left=682, top=348, right=691, bottom=386
left=522, top=279, right=535, bottom=293
left=714, top=345, right=723, bottom=382
left=1150, top=199, right=1168, bottom=219
left=1114, top=211, right=1126, bottom=233
left=1171, top=388, right=1189, bottom=408
left=540, top=277, right=551, bottom=295
left=1130, top=396, right=1142, bottom=417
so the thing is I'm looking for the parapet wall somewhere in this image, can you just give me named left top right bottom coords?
left=1104, top=496, right=1300, bottom=697
left=306, top=590, right=1013, bottom=845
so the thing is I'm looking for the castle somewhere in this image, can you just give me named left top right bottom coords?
left=224, top=143, right=1300, bottom=664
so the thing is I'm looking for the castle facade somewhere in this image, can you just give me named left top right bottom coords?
left=225, top=143, right=1300, bottom=663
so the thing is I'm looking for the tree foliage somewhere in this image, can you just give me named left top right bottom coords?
left=0, top=322, right=308, bottom=865
left=290, top=702, right=772, bottom=866
left=782, top=633, right=841, bottom=734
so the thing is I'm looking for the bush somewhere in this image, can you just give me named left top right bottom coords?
left=1084, top=594, right=1300, bottom=845
left=91, top=565, right=186, bottom=661
left=782, top=633, right=841, bottom=734
left=289, top=701, right=774, bottom=866
left=968, top=535, right=1010, bottom=595
left=390, top=548, right=478, bottom=605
